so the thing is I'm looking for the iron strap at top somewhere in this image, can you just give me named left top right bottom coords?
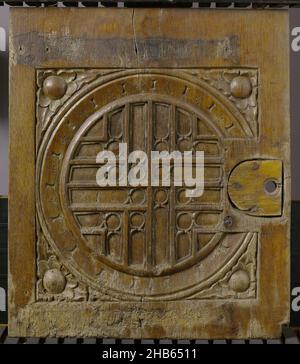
left=1, top=1, right=300, bottom=8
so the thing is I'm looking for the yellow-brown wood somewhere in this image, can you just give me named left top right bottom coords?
left=9, top=8, right=290, bottom=339
left=228, top=160, right=283, bottom=216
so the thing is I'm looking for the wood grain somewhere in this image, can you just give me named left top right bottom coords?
left=9, top=8, right=290, bottom=339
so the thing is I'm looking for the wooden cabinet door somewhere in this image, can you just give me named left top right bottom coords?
left=9, top=8, right=290, bottom=339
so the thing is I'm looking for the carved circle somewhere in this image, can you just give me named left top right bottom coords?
left=130, top=213, right=145, bottom=228
left=177, top=189, right=190, bottom=204
left=178, top=139, right=192, bottom=151
left=230, top=76, right=252, bottom=99
left=155, top=189, right=168, bottom=204
left=228, top=269, right=250, bottom=292
left=106, top=213, right=121, bottom=230
left=155, top=141, right=169, bottom=151
left=177, top=213, right=193, bottom=230
left=43, top=269, right=66, bottom=294
left=107, top=141, right=120, bottom=153
left=61, top=95, right=223, bottom=277
left=36, top=70, right=255, bottom=299
left=43, top=76, right=67, bottom=100
left=131, top=189, right=146, bottom=204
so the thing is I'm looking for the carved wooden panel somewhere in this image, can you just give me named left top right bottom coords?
left=36, top=68, right=260, bottom=302
left=9, top=8, right=290, bottom=339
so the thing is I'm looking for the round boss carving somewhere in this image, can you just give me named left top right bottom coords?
left=228, top=269, right=250, bottom=293
left=43, top=269, right=66, bottom=294
left=43, top=75, right=67, bottom=100
left=230, top=76, right=252, bottom=99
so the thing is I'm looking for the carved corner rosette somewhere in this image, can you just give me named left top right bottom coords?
left=36, top=69, right=123, bottom=149
left=186, top=69, right=258, bottom=137
left=36, top=226, right=114, bottom=302
left=189, top=233, right=257, bottom=300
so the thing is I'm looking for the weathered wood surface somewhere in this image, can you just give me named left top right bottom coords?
left=1, top=326, right=300, bottom=344
left=9, top=8, right=290, bottom=339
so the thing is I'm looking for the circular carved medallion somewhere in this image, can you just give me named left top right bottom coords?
left=37, top=70, right=252, bottom=300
